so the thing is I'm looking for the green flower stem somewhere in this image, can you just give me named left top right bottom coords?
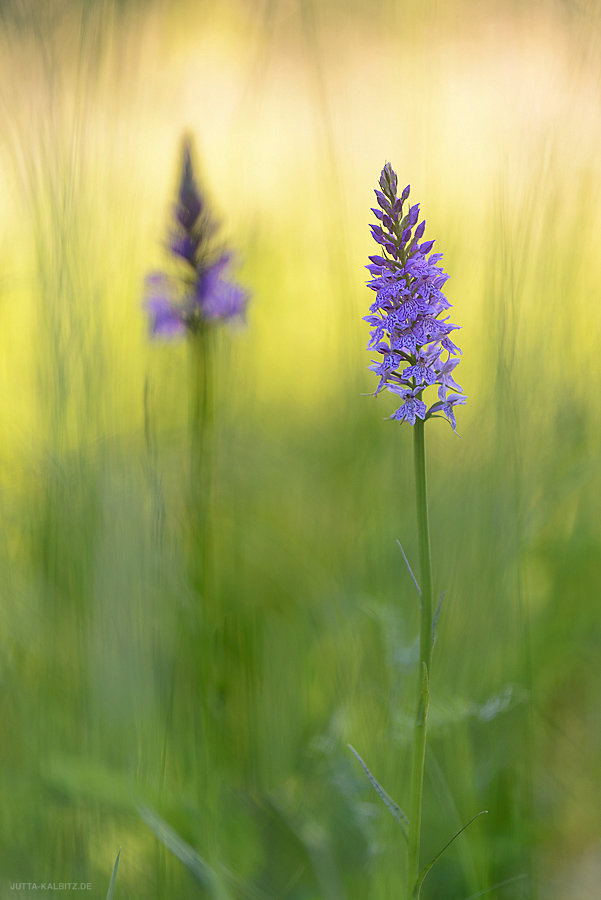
left=408, top=417, right=434, bottom=897
left=188, top=326, right=216, bottom=785
left=190, top=325, right=213, bottom=475
left=189, top=325, right=213, bottom=589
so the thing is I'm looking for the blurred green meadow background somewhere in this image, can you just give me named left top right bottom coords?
left=1, top=0, right=601, bottom=896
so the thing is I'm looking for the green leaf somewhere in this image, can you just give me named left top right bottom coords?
left=463, top=873, right=528, bottom=899
left=105, top=848, right=121, bottom=900
left=347, top=744, right=409, bottom=839
left=138, top=804, right=232, bottom=899
left=413, top=810, right=488, bottom=897
left=396, top=540, right=421, bottom=596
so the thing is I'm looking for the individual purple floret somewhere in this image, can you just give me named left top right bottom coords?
left=145, top=274, right=186, bottom=338
left=428, top=394, right=467, bottom=432
left=145, top=138, right=249, bottom=338
left=364, top=163, right=466, bottom=431
left=388, top=387, right=427, bottom=425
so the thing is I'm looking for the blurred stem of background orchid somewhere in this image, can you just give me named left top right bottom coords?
left=189, top=324, right=214, bottom=601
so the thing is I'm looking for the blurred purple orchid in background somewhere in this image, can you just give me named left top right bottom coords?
left=144, top=138, right=249, bottom=338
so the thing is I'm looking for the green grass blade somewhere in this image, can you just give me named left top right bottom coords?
left=396, top=540, right=421, bottom=597
left=105, top=848, right=121, bottom=900
left=138, top=804, right=232, bottom=898
left=414, top=811, right=488, bottom=897
left=463, top=873, right=529, bottom=899
left=347, top=744, right=409, bottom=839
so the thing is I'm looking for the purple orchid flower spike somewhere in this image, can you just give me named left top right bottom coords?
left=144, top=136, right=249, bottom=338
left=360, top=166, right=471, bottom=900
left=364, top=163, right=466, bottom=431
